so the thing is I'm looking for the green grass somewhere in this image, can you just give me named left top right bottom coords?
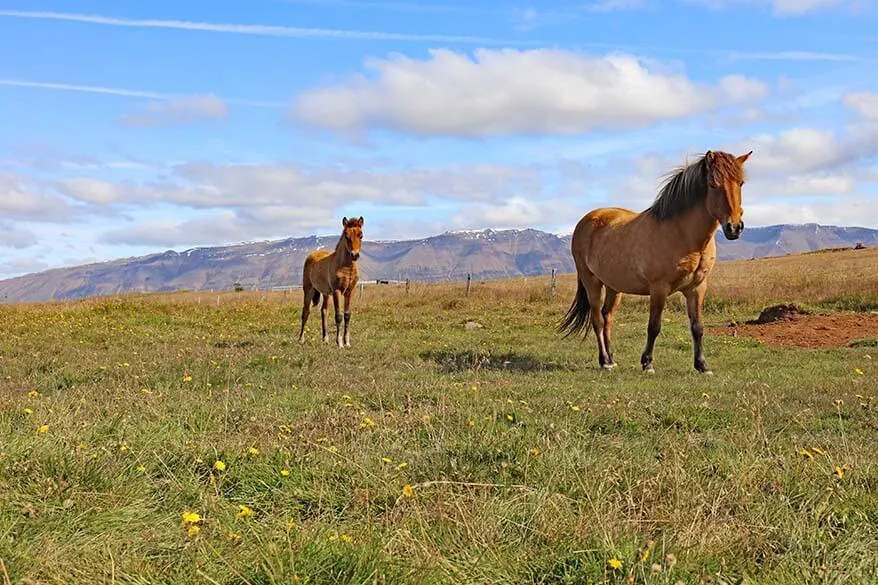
left=1, top=276, right=877, bottom=584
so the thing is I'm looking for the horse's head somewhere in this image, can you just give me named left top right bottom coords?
left=341, top=216, right=364, bottom=260
left=704, top=150, right=752, bottom=240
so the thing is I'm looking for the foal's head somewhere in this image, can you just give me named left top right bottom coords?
left=341, top=216, right=364, bottom=260
left=704, top=150, right=752, bottom=240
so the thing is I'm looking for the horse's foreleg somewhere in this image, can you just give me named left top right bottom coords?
left=343, top=291, right=353, bottom=348
left=332, top=291, right=343, bottom=348
left=684, top=283, right=711, bottom=374
left=321, top=296, right=330, bottom=343
left=601, top=289, right=622, bottom=367
left=641, top=288, right=668, bottom=374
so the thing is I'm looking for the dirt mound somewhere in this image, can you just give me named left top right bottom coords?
left=712, top=311, right=878, bottom=349
left=748, top=303, right=810, bottom=325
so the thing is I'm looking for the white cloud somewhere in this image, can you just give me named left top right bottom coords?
left=0, top=172, right=79, bottom=222
left=0, top=9, right=535, bottom=45
left=293, top=48, right=766, bottom=137
left=52, top=161, right=546, bottom=209
left=732, top=128, right=847, bottom=174
left=843, top=92, right=878, bottom=120
left=0, top=222, right=38, bottom=249
left=719, top=75, right=771, bottom=103
left=0, top=78, right=280, bottom=108
left=684, top=0, right=858, bottom=15
left=119, top=94, right=230, bottom=126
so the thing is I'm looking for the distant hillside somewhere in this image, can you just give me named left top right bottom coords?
left=1, top=224, right=876, bottom=304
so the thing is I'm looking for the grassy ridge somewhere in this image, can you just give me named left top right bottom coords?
left=1, top=249, right=877, bottom=584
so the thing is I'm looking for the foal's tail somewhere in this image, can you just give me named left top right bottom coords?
left=558, top=279, right=592, bottom=338
left=310, top=290, right=321, bottom=306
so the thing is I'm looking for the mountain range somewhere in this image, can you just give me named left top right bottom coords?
left=1, top=223, right=876, bottom=304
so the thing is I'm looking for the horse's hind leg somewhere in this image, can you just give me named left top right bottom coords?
left=332, top=290, right=343, bottom=348
left=342, top=290, right=353, bottom=348
left=580, top=272, right=613, bottom=369
left=640, top=287, right=669, bottom=374
left=602, top=288, right=622, bottom=368
left=299, top=286, right=314, bottom=344
left=321, top=296, right=331, bottom=343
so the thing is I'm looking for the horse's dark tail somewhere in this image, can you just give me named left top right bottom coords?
left=311, top=290, right=321, bottom=306
left=558, top=279, right=592, bottom=338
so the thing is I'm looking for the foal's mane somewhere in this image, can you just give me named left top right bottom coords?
left=646, top=151, right=741, bottom=222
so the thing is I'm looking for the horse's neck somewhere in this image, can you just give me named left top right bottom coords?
left=332, top=236, right=353, bottom=267
left=677, top=204, right=720, bottom=253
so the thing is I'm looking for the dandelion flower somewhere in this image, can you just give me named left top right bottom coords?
left=181, top=511, right=202, bottom=525
left=280, top=469, right=291, bottom=477
left=855, top=368, right=864, bottom=376
left=327, top=446, right=339, bottom=454
left=183, top=375, right=193, bottom=383
left=340, top=534, right=353, bottom=543
left=28, top=390, right=40, bottom=397
left=402, top=484, right=414, bottom=497
left=237, top=504, right=255, bottom=519
left=381, top=457, right=392, bottom=464
left=227, top=532, right=242, bottom=543
left=38, top=425, right=49, bottom=434
left=23, top=408, right=33, bottom=415
left=701, top=392, right=710, bottom=399
left=397, top=462, right=408, bottom=470
left=213, top=460, right=227, bottom=472
left=608, top=558, right=623, bottom=570
left=530, top=447, right=540, bottom=457
left=137, top=465, right=146, bottom=473
left=834, top=465, right=847, bottom=479
left=360, top=417, right=376, bottom=428
left=506, top=414, right=514, bottom=422
left=248, top=447, right=259, bottom=457
left=187, top=525, right=201, bottom=537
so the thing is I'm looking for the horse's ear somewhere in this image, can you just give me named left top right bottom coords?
left=342, top=217, right=348, bottom=226
left=737, top=150, right=753, bottom=164
left=705, top=150, right=715, bottom=165
left=357, top=216, right=364, bottom=226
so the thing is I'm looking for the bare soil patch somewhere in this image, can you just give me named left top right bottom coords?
left=711, top=309, right=878, bottom=349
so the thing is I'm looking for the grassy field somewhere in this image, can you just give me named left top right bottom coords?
left=1, top=248, right=877, bottom=584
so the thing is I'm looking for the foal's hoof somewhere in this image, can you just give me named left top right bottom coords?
left=600, top=363, right=617, bottom=371
left=700, top=370, right=714, bottom=376
left=643, top=365, right=655, bottom=374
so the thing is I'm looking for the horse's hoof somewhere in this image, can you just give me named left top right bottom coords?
left=643, top=366, right=655, bottom=374
left=600, top=363, right=616, bottom=371
left=701, top=370, right=714, bottom=376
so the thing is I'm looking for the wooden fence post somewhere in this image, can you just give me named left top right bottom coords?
left=549, top=269, right=557, bottom=300
left=405, top=279, right=410, bottom=294
left=465, top=273, right=472, bottom=297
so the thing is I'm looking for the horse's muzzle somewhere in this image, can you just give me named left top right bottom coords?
left=351, top=253, right=361, bottom=261
left=723, top=221, right=744, bottom=240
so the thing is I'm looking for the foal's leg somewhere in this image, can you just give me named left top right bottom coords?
left=342, top=290, right=353, bottom=348
left=320, top=296, right=330, bottom=343
left=601, top=288, right=622, bottom=368
left=640, top=287, right=669, bottom=374
left=683, top=283, right=711, bottom=374
left=332, top=290, right=343, bottom=348
left=581, top=273, right=612, bottom=369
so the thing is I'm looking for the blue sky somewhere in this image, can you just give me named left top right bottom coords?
left=1, top=0, right=877, bottom=278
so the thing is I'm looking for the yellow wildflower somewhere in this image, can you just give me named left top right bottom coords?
left=835, top=399, right=844, bottom=406
left=28, top=390, right=40, bottom=397
left=402, top=484, right=414, bottom=497
left=468, top=420, right=475, bottom=427
left=38, top=425, right=49, bottom=434
left=181, top=511, right=202, bottom=525
left=327, top=446, right=339, bottom=454
left=530, top=447, right=540, bottom=456
left=608, top=558, right=623, bottom=570
left=24, top=408, right=33, bottom=415
left=641, top=549, right=650, bottom=562
left=187, top=525, right=201, bottom=537
left=799, top=449, right=814, bottom=461
left=834, top=465, right=847, bottom=479
left=227, top=532, right=242, bottom=543
left=811, top=447, right=825, bottom=456
left=381, top=457, right=392, bottom=464
left=236, top=504, right=255, bottom=519
left=280, top=469, right=291, bottom=477
left=360, top=417, right=376, bottom=428
left=213, top=460, right=227, bottom=471
left=137, top=465, right=146, bottom=473
left=855, top=368, right=864, bottom=376
left=248, top=447, right=259, bottom=456
left=397, top=462, right=408, bottom=470
left=340, top=534, right=353, bottom=543
left=183, top=375, right=193, bottom=382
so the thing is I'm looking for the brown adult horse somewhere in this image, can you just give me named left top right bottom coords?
left=559, top=150, right=752, bottom=374
left=299, top=216, right=364, bottom=348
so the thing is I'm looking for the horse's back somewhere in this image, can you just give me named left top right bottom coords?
left=571, top=206, right=650, bottom=294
